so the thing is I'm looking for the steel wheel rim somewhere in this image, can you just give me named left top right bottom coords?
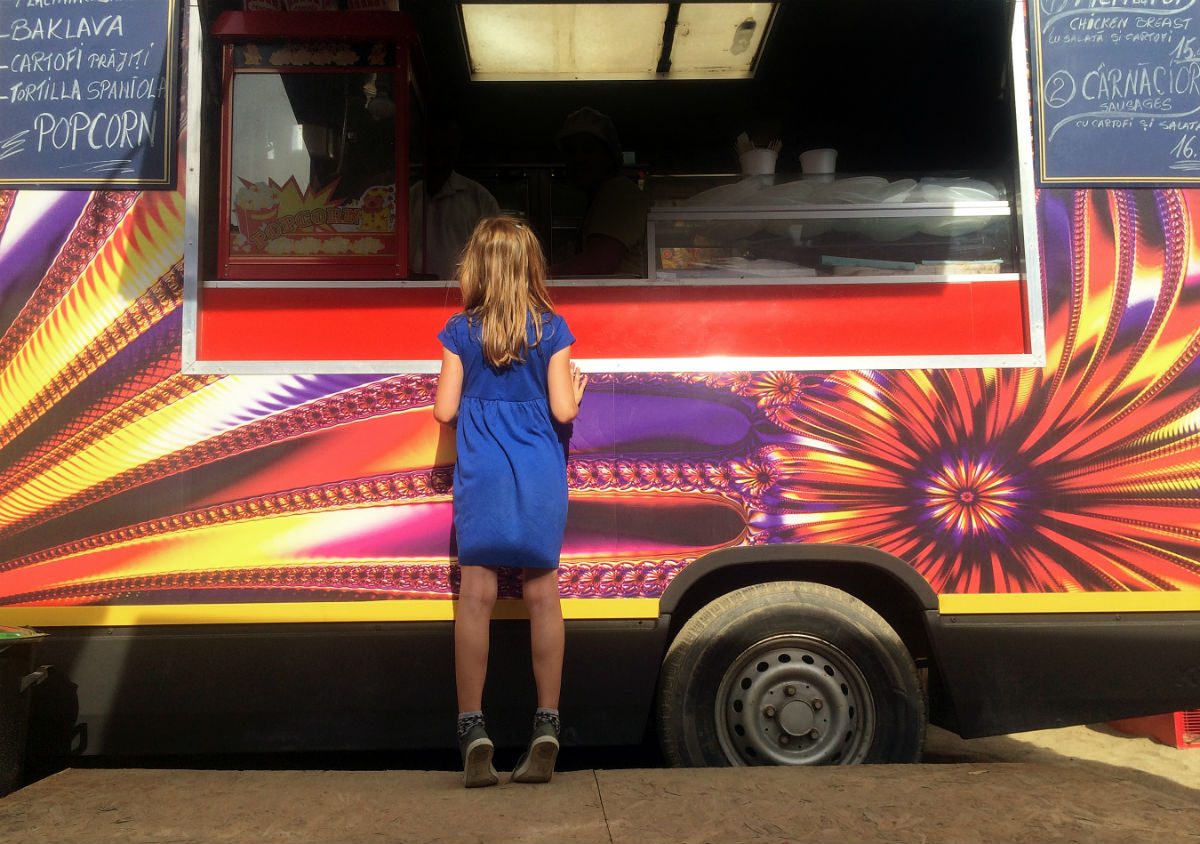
left=715, top=633, right=876, bottom=766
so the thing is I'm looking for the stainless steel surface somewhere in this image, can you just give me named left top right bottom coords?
left=648, top=201, right=1015, bottom=221
left=201, top=273, right=1023, bottom=289
left=184, top=352, right=1042, bottom=376
left=181, top=0, right=204, bottom=374
left=202, top=280, right=458, bottom=289
left=1011, top=0, right=1048, bottom=368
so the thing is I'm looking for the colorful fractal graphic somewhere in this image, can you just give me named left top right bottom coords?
left=0, top=186, right=1199, bottom=611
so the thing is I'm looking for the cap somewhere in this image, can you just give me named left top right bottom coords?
left=556, top=107, right=622, bottom=161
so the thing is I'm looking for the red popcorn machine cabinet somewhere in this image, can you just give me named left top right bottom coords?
left=212, top=11, right=422, bottom=280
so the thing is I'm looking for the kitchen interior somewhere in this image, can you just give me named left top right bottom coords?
left=201, top=0, right=1021, bottom=286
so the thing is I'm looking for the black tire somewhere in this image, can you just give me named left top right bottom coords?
left=657, top=581, right=925, bottom=766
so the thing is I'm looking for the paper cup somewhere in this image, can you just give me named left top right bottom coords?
left=800, top=148, right=837, bottom=176
left=739, top=147, right=778, bottom=176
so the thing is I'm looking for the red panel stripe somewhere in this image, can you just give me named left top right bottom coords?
left=197, top=281, right=1029, bottom=361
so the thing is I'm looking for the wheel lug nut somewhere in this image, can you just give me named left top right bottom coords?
left=779, top=734, right=791, bottom=745
left=812, top=698, right=824, bottom=711
left=809, top=729, right=820, bottom=740
left=784, top=685, right=796, bottom=696
left=763, top=705, right=776, bottom=718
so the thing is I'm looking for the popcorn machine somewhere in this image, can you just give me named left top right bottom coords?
left=213, top=10, right=423, bottom=279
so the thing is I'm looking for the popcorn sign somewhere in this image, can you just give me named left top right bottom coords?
left=0, top=0, right=180, bottom=188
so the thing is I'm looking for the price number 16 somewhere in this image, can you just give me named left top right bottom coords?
left=1172, top=134, right=1198, bottom=161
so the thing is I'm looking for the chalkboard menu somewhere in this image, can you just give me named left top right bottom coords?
left=0, top=0, right=180, bottom=189
left=1030, top=0, right=1200, bottom=186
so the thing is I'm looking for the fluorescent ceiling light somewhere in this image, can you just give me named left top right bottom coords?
left=671, top=3, right=774, bottom=75
left=459, top=3, right=777, bottom=81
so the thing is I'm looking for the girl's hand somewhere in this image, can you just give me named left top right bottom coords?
left=548, top=349, right=584, bottom=423
left=571, top=363, right=588, bottom=405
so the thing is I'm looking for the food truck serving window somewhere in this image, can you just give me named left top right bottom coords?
left=183, top=1, right=1043, bottom=373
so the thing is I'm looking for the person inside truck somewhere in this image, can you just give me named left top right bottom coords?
left=409, top=113, right=501, bottom=280
left=549, top=107, right=649, bottom=278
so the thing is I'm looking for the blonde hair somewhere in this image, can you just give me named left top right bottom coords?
left=457, top=215, right=555, bottom=368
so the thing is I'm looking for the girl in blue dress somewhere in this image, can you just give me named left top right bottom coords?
left=433, top=215, right=587, bottom=788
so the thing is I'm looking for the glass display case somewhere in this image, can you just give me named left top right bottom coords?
left=647, top=176, right=1018, bottom=284
left=213, top=12, right=422, bottom=280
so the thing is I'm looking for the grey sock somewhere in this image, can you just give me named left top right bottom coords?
left=534, top=707, right=560, bottom=735
left=457, top=710, right=484, bottom=740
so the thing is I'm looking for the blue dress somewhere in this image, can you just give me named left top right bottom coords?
left=438, top=311, right=575, bottom=568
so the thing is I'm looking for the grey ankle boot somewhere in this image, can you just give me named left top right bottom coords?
left=459, top=723, right=499, bottom=788
left=511, top=720, right=559, bottom=784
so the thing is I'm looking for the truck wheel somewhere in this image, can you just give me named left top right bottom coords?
left=657, top=581, right=925, bottom=766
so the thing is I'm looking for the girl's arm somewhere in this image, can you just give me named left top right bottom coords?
left=433, top=347, right=464, bottom=424
left=548, top=346, right=587, bottom=424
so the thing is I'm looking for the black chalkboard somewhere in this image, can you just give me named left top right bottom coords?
left=1029, top=0, right=1200, bottom=186
left=0, top=0, right=179, bottom=189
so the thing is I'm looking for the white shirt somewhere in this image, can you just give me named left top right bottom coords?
left=409, top=171, right=500, bottom=279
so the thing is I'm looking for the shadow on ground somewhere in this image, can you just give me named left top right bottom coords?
left=29, top=737, right=665, bottom=781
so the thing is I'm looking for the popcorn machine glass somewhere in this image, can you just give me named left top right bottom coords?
left=214, top=12, right=422, bottom=280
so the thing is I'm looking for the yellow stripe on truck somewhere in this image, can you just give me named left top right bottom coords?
left=5, top=591, right=1199, bottom=627
left=0, top=597, right=663, bottom=627
left=939, top=591, right=1200, bottom=615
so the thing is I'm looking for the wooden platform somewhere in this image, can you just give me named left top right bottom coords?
left=1, top=758, right=1198, bottom=844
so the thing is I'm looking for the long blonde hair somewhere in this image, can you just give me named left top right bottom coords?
left=457, top=215, right=554, bottom=368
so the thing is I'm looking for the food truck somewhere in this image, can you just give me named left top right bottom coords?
left=0, top=0, right=1198, bottom=768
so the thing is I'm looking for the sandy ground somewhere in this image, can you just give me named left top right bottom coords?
left=0, top=724, right=1196, bottom=844
left=923, top=723, right=1200, bottom=789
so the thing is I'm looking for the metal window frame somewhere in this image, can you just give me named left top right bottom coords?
left=182, top=0, right=1046, bottom=376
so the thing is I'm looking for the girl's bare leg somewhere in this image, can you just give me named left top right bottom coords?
left=455, top=565, right=499, bottom=713
left=522, top=568, right=564, bottom=709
